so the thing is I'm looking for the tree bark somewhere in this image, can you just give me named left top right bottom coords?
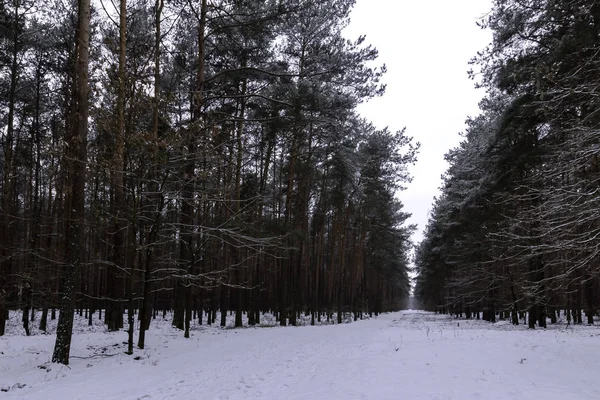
left=52, top=0, right=90, bottom=364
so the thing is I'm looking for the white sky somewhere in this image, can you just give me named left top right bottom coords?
left=345, top=0, right=493, bottom=246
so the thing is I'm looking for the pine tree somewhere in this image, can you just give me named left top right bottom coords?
left=52, top=0, right=91, bottom=364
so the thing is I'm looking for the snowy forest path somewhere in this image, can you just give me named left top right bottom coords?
left=142, top=314, right=392, bottom=400
left=1, top=311, right=599, bottom=399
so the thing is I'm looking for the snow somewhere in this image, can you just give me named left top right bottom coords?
left=1, top=310, right=599, bottom=400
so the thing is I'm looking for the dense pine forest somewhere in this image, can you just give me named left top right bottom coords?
left=415, top=0, right=600, bottom=328
left=0, top=0, right=419, bottom=363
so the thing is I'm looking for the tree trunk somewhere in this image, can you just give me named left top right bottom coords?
left=528, top=304, right=537, bottom=329
left=0, top=0, right=21, bottom=338
left=40, top=306, right=49, bottom=332
left=138, top=0, right=163, bottom=349
left=184, top=286, right=192, bottom=338
left=52, top=0, right=90, bottom=364
left=220, top=284, right=227, bottom=327
left=585, top=273, right=594, bottom=325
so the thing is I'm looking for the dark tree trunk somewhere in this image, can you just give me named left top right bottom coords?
left=538, top=305, right=547, bottom=328
left=511, top=308, right=519, bottom=326
left=528, top=304, right=537, bottom=329
left=184, top=286, right=192, bottom=338
left=22, top=284, right=31, bottom=336
left=585, top=274, right=594, bottom=325
left=40, top=306, right=48, bottom=332
left=52, top=0, right=90, bottom=364
left=173, top=284, right=185, bottom=330
left=0, top=307, right=6, bottom=336
left=220, top=285, right=227, bottom=327
left=549, top=306, right=557, bottom=324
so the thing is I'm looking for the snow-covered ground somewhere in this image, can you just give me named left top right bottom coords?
left=1, top=310, right=599, bottom=400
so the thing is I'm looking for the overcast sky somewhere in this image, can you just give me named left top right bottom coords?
left=345, top=0, right=493, bottom=246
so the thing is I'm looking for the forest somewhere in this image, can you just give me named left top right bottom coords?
left=0, top=0, right=419, bottom=364
left=415, top=0, right=600, bottom=328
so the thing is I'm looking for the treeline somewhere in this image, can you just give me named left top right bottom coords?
left=415, top=0, right=600, bottom=328
left=0, top=0, right=417, bottom=362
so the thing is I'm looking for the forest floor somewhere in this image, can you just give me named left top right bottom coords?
left=1, top=309, right=599, bottom=400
